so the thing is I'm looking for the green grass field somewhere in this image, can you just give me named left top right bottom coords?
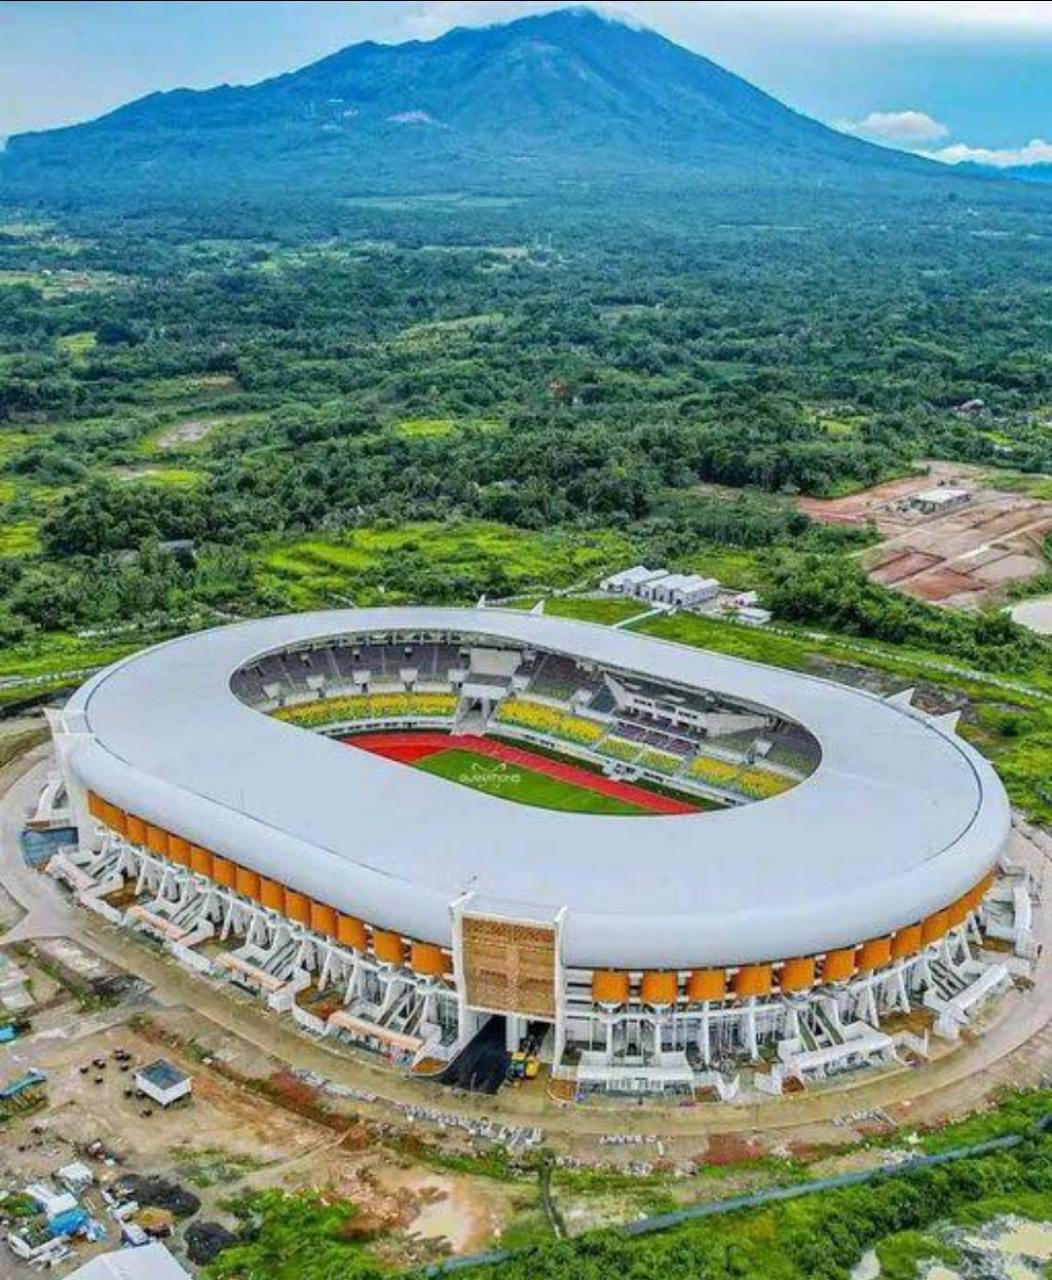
left=414, top=747, right=651, bottom=816
left=258, top=521, right=637, bottom=609
left=394, top=416, right=501, bottom=438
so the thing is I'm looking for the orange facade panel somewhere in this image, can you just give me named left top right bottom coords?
left=968, top=870, right=995, bottom=909
left=779, top=956, right=816, bottom=993
left=87, top=791, right=106, bottom=820
left=733, top=964, right=773, bottom=998
left=146, top=825, right=171, bottom=858
left=310, top=901, right=338, bottom=938
left=592, top=970, right=630, bottom=1004
left=337, top=914, right=367, bottom=951
left=260, top=878, right=284, bottom=912
left=167, top=835, right=190, bottom=867
left=103, top=803, right=128, bottom=835
left=284, top=890, right=310, bottom=925
left=373, top=929, right=406, bottom=966
left=190, top=845, right=213, bottom=877
left=891, top=923, right=923, bottom=958
left=410, top=942, right=447, bottom=977
left=641, top=971, right=679, bottom=1005
left=126, top=814, right=147, bottom=845
left=946, top=895, right=970, bottom=928
left=687, top=969, right=726, bottom=1002
left=211, top=857, right=236, bottom=888
left=235, top=866, right=261, bottom=900
left=821, top=948, right=856, bottom=983
left=856, top=936, right=892, bottom=972
left=921, top=910, right=949, bottom=945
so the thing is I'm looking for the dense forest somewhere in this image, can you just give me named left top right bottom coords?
left=0, top=178, right=1050, bottom=673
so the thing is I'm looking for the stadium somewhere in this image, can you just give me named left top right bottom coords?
left=45, top=606, right=1014, bottom=1100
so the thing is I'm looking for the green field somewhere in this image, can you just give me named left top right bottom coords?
left=414, top=747, right=652, bottom=816
left=258, top=521, right=637, bottom=609
left=394, top=415, right=501, bottom=438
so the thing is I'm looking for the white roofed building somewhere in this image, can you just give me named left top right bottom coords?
left=66, top=1243, right=191, bottom=1279
left=599, top=565, right=669, bottom=595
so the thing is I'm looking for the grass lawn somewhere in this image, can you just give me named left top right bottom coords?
left=0, top=521, right=41, bottom=556
left=394, top=416, right=501, bottom=438
left=56, top=330, right=97, bottom=361
left=414, top=747, right=651, bottom=815
left=508, top=596, right=648, bottom=625
left=982, top=468, right=1052, bottom=500
left=678, top=543, right=768, bottom=589
left=258, top=521, right=637, bottom=609
left=106, top=465, right=205, bottom=487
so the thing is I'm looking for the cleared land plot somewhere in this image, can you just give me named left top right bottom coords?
left=348, top=731, right=701, bottom=816
left=809, top=464, right=1052, bottom=606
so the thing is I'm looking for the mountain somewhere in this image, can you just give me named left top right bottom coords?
left=0, top=7, right=956, bottom=211
left=958, top=161, right=1052, bottom=185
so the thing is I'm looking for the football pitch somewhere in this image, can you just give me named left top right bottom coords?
left=347, top=731, right=706, bottom=817
left=414, top=747, right=653, bottom=815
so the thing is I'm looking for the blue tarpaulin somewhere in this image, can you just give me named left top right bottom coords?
left=49, top=1207, right=89, bottom=1238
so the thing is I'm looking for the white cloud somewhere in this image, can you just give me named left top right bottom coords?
left=836, top=109, right=949, bottom=145
left=923, top=138, right=1052, bottom=168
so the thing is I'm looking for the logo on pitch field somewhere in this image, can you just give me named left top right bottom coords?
left=464, top=759, right=521, bottom=789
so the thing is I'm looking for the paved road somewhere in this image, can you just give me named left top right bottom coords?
left=2, top=748, right=1051, bottom=1147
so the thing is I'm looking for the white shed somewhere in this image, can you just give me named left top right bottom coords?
left=600, top=565, right=669, bottom=596
left=66, top=1242, right=192, bottom=1279
left=134, top=1059, right=192, bottom=1107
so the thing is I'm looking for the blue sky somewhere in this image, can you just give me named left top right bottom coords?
left=2, top=1, right=1050, bottom=165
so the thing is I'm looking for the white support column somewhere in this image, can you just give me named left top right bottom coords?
left=319, top=946, right=334, bottom=991
left=745, top=1000, right=758, bottom=1060
left=344, top=955, right=362, bottom=1004
left=220, top=897, right=236, bottom=941
left=891, top=963, right=910, bottom=1012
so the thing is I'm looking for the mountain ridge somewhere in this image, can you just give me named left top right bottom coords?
left=0, top=7, right=969, bottom=210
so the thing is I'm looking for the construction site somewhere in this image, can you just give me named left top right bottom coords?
left=798, top=462, right=1052, bottom=608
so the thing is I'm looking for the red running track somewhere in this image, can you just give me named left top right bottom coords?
left=344, top=730, right=698, bottom=815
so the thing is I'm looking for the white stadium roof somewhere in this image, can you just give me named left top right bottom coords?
left=62, top=608, right=1009, bottom=969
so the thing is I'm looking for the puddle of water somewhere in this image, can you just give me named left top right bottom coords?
left=374, top=1163, right=503, bottom=1253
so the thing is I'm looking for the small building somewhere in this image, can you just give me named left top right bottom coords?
left=57, top=1161, right=95, bottom=1194
left=912, top=487, right=971, bottom=516
left=668, top=574, right=720, bottom=608
left=737, top=606, right=772, bottom=627
left=646, top=573, right=720, bottom=608
left=134, top=1059, right=192, bottom=1108
left=599, top=565, right=669, bottom=595
left=953, top=398, right=985, bottom=416
left=65, top=1242, right=192, bottom=1279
